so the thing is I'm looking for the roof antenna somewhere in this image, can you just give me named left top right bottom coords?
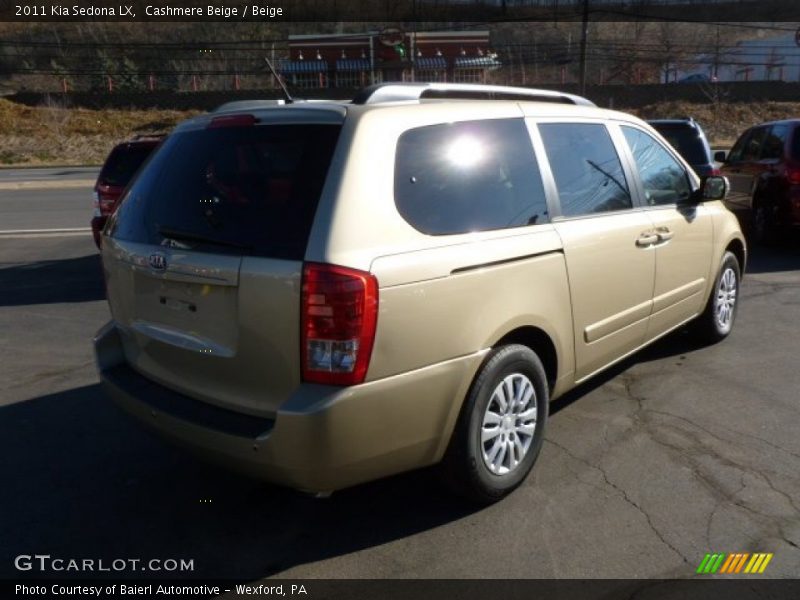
left=264, top=57, right=294, bottom=104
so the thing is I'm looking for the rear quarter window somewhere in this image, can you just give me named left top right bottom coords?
left=394, top=118, right=549, bottom=235
left=109, top=124, right=341, bottom=260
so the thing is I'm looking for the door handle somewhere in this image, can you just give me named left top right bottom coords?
left=636, top=232, right=659, bottom=247
left=655, top=227, right=674, bottom=242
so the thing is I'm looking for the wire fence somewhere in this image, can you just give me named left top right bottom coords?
left=2, top=20, right=799, bottom=92
left=7, top=59, right=799, bottom=95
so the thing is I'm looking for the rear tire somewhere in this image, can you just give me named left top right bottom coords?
left=441, top=344, right=548, bottom=505
left=693, top=251, right=741, bottom=344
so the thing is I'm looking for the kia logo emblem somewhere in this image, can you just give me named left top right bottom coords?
left=148, top=253, right=167, bottom=271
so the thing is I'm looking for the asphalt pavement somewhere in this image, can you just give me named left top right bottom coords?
left=0, top=173, right=798, bottom=581
left=0, top=166, right=99, bottom=183
left=0, top=187, right=90, bottom=231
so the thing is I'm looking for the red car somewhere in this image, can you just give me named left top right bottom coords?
left=718, top=119, right=800, bottom=244
left=91, top=135, right=164, bottom=247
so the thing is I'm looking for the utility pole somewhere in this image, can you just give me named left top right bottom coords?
left=411, top=0, right=417, bottom=83
left=578, top=0, right=590, bottom=94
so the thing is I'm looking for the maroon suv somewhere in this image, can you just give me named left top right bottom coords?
left=91, top=135, right=164, bottom=247
left=718, top=119, right=800, bottom=244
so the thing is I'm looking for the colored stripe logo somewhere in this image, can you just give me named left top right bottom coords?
left=696, top=552, right=773, bottom=574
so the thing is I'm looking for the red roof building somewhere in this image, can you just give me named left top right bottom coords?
left=280, top=29, right=501, bottom=88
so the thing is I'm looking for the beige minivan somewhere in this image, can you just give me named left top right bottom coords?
left=95, top=83, right=746, bottom=503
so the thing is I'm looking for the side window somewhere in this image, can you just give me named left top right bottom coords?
left=727, top=130, right=752, bottom=163
left=762, top=124, right=788, bottom=160
left=742, top=126, right=769, bottom=161
left=538, top=123, right=632, bottom=217
left=394, top=119, right=549, bottom=235
left=622, top=126, right=692, bottom=206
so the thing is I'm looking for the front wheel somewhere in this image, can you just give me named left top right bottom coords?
left=441, top=344, right=549, bottom=504
left=693, top=251, right=741, bottom=344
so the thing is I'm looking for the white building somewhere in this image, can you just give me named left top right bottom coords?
left=680, top=32, right=800, bottom=82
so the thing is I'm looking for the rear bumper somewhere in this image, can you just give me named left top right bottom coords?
left=94, top=322, right=484, bottom=493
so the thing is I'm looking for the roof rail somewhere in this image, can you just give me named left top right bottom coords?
left=352, top=82, right=595, bottom=107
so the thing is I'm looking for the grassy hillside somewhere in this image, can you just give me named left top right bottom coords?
left=632, top=100, right=800, bottom=147
left=0, top=99, right=198, bottom=166
left=0, top=98, right=798, bottom=167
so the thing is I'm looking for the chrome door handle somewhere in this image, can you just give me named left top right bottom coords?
left=655, top=227, right=674, bottom=242
left=636, top=232, right=659, bottom=247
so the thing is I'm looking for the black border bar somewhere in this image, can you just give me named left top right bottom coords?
left=2, top=1, right=800, bottom=22
left=5, top=579, right=800, bottom=600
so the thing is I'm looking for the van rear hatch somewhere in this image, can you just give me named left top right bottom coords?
left=103, top=112, right=343, bottom=417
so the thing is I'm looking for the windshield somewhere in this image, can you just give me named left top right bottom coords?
left=109, top=123, right=341, bottom=260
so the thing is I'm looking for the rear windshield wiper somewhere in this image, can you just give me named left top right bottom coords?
left=158, top=226, right=252, bottom=252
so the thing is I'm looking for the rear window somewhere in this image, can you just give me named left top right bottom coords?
left=649, top=124, right=709, bottom=165
left=394, top=118, right=549, bottom=235
left=109, top=124, right=340, bottom=260
left=99, top=145, right=156, bottom=187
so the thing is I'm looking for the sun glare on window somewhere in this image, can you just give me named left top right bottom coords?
left=446, top=135, right=485, bottom=168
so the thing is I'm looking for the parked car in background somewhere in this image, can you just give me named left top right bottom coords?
left=678, top=73, right=713, bottom=84
left=91, top=134, right=164, bottom=247
left=717, top=119, right=800, bottom=244
left=95, top=83, right=744, bottom=504
left=648, top=118, right=718, bottom=178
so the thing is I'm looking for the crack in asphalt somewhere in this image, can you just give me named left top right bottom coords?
left=548, top=362, right=800, bottom=575
left=545, top=437, right=691, bottom=566
left=623, top=396, right=800, bottom=518
left=613, top=372, right=800, bottom=560
left=645, top=405, right=800, bottom=469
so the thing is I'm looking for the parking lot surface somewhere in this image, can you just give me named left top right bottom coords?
left=1, top=181, right=798, bottom=580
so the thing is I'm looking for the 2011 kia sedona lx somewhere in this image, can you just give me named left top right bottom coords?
left=95, top=83, right=746, bottom=503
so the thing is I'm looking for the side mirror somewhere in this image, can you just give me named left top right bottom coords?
left=699, top=175, right=729, bottom=201
left=713, top=150, right=727, bottom=162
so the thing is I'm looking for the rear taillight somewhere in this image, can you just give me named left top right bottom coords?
left=709, top=167, right=722, bottom=176
left=787, top=166, right=800, bottom=185
left=92, top=190, right=101, bottom=217
left=95, top=186, right=118, bottom=214
left=301, top=263, right=378, bottom=386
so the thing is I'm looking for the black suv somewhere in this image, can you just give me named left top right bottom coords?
left=648, top=118, right=718, bottom=178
